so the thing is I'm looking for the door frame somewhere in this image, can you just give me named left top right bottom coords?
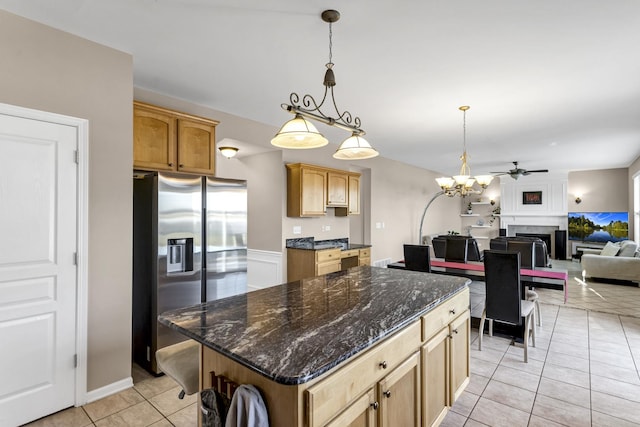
left=0, top=102, right=89, bottom=406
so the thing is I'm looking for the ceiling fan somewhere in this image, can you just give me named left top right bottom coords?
left=491, top=161, right=549, bottom=180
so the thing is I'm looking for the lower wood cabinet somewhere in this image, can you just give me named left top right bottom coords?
left=421, top=309, right=471, bottom=427
left=287, top=248, right=341, bottom=282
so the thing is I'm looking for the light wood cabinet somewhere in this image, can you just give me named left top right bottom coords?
left=287, top=248, right=341, bottom=282
left=287, top=164, right=327, bottom=217
left=378, top=352, right=421, bottom=426
left=287, top=163, right=361, bottom=217
left=336, top=174, right=361, bottom=216
left=359, top=248, right=371, bottom=266
left=420, top=290, right=471, bottom=427
left=327, top=172, right=348, bottom=207
left=325, top=389, right=376, bottom=427
left=133, top=101, right=218, bottom=175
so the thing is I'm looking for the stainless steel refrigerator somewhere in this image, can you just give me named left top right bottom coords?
left=132, top=171, right=247, bottom=374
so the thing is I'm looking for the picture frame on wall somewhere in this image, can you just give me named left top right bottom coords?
left=522, top=191, right=542, bottom=205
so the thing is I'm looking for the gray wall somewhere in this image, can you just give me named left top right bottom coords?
left=0, top=11, right=133, bottom=391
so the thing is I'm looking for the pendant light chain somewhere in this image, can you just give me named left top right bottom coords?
left=328, top=21, right=333, bottom=66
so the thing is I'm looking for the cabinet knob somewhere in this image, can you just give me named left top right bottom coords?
left=379, top=361, right=387, bottom=369
left=370, top=401, right=379, bottom=410
left=168, top=162, right=173, bottom=167
left=179, top=164, right=184, bottom=168
left=452, top=328, right=459, bottom=334
left=449, top=308, right=456, bottom=315
left=383, top=390, right=392, bottom=398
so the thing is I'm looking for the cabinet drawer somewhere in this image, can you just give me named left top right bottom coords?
left=359, top=248, right=371, bottom=258
left=341, top=249, right=359, bottom=258
left=317, top=261, right=341, bottom=276
left=421, top=288, right=470, bottom=342
left=359, top=257, right=371, bottom=266
left=306, top=321, right=421, bottom=427
left=317, top=249, right=341, bottom=263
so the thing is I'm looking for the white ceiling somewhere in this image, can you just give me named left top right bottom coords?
left=3, top=0, right=640, bottom=176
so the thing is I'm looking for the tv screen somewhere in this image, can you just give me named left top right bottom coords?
left=568, top=212, right=629, bottom=242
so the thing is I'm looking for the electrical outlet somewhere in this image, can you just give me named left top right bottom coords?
left=325, top=225, right=331, bottom=231
left=293, top=226, right=302, bottom=235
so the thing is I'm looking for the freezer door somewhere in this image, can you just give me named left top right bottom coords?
left=156, top=173, right=203, bottom=352
left=205, top=177, right=248, bottom=301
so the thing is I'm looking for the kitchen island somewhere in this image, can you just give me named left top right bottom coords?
left=159, top=265, right=470, bottom=426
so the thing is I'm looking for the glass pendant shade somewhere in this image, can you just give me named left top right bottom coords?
left=333, top=134, right=379, bottom=160
left=271, top=114, right=329, bottom=149
left=453, top=175, right=471, bottom=185
left=475, top=175, right=494, bottom=187
left=436, top=177, right=455, bottom=189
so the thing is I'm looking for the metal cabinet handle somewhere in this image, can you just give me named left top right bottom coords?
left=453, top=328, right=459, bottom=334
left=168, top=162, right=173, bottom=167
left=371, top=401, right=379, bottom=410
left=179, top=164, right=184, bottom=168
left=450, top=308, right=456, bottom=315
left=379, top=361, right=387, bottom=369
left=383, top=390, right=391, bottom=398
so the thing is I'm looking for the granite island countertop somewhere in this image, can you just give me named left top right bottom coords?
left=158, top=265, right=469, bottom=386
left=285, top=236, right=372, bottom=251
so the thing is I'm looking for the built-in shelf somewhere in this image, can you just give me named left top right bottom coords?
left=460, top=214, right=480, bottom=217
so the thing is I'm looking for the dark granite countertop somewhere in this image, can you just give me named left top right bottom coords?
left=286, top=237, right=372, bottom=251
left=158, top=266, right=469, bottom=386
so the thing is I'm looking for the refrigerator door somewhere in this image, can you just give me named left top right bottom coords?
left=205, top=177, right=247, bottom=301
left=156, top=173, right=203, bottom=353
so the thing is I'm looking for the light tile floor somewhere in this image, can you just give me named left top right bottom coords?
left=23, top=364, right=197, bottom=427
left=446, top=260, right=640, bottom=426
left=25, top=260, right=640, bottom=427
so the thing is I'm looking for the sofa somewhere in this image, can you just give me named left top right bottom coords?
left=489, top=236, right=551, bottom=268
left=581, top=240, right=640, bottom=284
left=431, top=235, right=482, bottom=262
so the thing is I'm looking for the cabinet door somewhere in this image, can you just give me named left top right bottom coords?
left=133, top=106, right=176, bottom=171
left=421, top=327, right=449, bottom=427
left=348, top=174, right=361, bottom=215
left=379, top=352, right=421, bottom=427
left=301, top=168, right=327, bottom=216
left=449, top=310, right=470, bottom=402
left=326, top=389, right=377, bottom=427
left=177, top=119, right=216, bottom=174
left=327, top=172, right=348, bottom=207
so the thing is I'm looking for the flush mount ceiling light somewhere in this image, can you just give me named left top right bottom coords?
left=218, top=146, right=239, bottom=159
left=435, top=106, right=493, bottom=197
left=271, top=9, right=378, bottom=160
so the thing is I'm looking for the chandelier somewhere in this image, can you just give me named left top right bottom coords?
left=271, top=10, right=379, bottom=160
left=435, top=106, right=493, bottom=196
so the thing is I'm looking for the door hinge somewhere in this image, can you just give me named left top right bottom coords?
left=73, top=252, right=78, bottom=265
left=74, top=150, right=79, bottom=164
left=74, top=354, right=78, bottom=368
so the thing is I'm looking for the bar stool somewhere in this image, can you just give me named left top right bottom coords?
left=155, top=339, right=199, bottom=399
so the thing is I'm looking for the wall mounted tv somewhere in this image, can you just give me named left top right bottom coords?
left=568, top=212, right=629, bottom=243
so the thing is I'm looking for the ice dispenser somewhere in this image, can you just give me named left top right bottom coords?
left=167, top=238, right=194, bottom=273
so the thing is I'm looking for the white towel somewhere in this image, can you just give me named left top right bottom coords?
left=225, top=384, right=269, bottom=427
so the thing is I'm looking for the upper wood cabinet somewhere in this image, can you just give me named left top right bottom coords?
left=287, top=163, right=361, bottom=217
left=327, top=172, right=348, bottom=207
left=133, top=101, right=218, bottom=175
left=287, top=164, right=327, bottom=217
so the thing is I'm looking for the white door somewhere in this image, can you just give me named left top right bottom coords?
left=0, top=111, right=79, bottom=426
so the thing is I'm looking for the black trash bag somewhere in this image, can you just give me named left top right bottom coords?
left=201, top=388, right=231, bottom=427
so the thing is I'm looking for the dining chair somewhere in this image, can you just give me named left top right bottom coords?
left=506, top=240, right=542, bottom=327
left=403, top=244, right=431, bottom=272
left=444, top=238, right=468, bottom=263
left=479, top=250, right=536, bottom=362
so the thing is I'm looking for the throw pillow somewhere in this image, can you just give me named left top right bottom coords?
left=617, top=241, right=638, bottom=257
left=600, top=241, right=620, bottom=256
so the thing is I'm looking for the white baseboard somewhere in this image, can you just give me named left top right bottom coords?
left=85, top=377, right=134, bottom=403
left=247, top=249, right=283, bottom=290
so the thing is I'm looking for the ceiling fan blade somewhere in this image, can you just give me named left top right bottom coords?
left=526, top=169, right=549, bottom=173
left=489, top=171, right=508, bottom=174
